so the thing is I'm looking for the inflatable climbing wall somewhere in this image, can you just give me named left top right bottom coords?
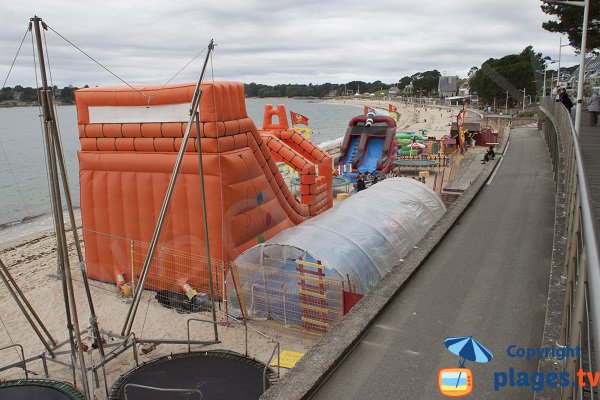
left=75, top=81, right=332, bottom=293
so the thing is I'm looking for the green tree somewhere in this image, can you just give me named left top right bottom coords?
left=470, top=46, right=542, bottom=104
left=0, top=87, right=13, bottom=101
left=20, top=87, right=38, bottom=102
left=398, top=76, right=412, bottom=90
left=411, top=70, right=441, bottom=96
left=541, top=1, right=600, bottom=51
left=60, top=85, right=78, bottom=104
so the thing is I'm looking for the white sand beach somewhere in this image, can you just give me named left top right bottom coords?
left=326, top=97, right=460, bottom=139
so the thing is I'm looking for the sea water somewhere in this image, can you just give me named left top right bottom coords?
left=0, top=98, right=361, bottom=243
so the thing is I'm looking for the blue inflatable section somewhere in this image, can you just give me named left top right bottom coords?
left=342, top=136, right=360, bottom=165
left=358, top=138, right=384, bottom=173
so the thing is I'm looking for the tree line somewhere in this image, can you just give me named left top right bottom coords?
left=0, top=85, right=88, bottom=104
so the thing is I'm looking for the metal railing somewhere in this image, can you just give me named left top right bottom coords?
left=540, top=98, right=600, bottom=400
left=0, top=344, right=28, bottom=379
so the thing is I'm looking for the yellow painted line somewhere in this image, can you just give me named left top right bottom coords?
left=299, top=303, right=328, bottom=313
left=299, top=289, right=326, bottom=299
left=295, top=259, right=324, bottom=269
left=302, top=317, right=329, bottom=328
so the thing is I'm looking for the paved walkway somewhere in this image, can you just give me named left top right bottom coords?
left=311, top=127, right=555, bottom=399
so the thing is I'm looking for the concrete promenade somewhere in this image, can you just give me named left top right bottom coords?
left=310, top=127, right=555, bottom=399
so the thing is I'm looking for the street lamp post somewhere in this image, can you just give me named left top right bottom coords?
left=522, top=88, right=526, bottom=111
left=557, top=37, right=577, bottom=87
left=543, top=0, right=590, bottom=135
left=505, top=90, right=509, bottom=114
left=542, top=56, right=557, bottom=97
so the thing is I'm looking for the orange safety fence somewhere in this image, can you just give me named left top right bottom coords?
left=82, top=229, right=227, bottom=299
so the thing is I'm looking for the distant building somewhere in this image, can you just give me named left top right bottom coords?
left=403, top=83, right=414, bottom=94
left=566, top=56, right=600, bottom=93
left=438, top=76, right=459, bottom=98
left=445, top=95, right=478, bottom=106
left=388, top=86, right=400, bottom=96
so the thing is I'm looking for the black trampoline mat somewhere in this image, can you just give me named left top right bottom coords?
left=0, top=385, right=78, bottom=400
left=111, top=351, right=271, bottom=400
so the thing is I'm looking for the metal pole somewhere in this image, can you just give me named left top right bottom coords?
left=543, top=67, right=547, bottom=98
left=33, top=19, right=78, bottom=376
left=121, top=39, right=215, bottom=337
left=522, top=88, right=526, bottom=111
left=558, top=36, right=562, bottom=88
left=41, top=28, right=104, bottom=362
left=0, top=259, right=56, bottom=355
left=505, top=90, right=508, bottom=114
left=574, top=0, right=590, bottom=135
left=32, top=16, right=91, bottom=398
left=195, top=116, right=218, bottom=341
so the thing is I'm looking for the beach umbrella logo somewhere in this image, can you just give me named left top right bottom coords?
left=438, top=336, right=493, bottom=398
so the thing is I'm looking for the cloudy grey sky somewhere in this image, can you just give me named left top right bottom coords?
left=1, top=0, right=581, bottom=88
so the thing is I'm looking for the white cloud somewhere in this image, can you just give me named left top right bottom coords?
left=0, top=0, right=582, bottom=87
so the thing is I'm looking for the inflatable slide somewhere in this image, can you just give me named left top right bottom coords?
left=335, top=113, right=397, bottom=174
left=75, top=81, right=332, bottom=292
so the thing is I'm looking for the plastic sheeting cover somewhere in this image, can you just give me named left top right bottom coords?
left=230, top=178, right=446, bottom=298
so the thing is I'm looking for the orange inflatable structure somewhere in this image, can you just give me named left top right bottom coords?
left=75, top=81, right=332, bottom=294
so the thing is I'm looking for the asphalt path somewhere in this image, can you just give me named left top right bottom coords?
left=311, top=127, right=555, bottom=399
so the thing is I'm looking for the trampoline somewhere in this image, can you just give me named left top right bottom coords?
left=393, top=159, right=439, bottom=167
left=0, top=379, right=85, bottom=400
left=291, top=176, right=351, bottom=191
left=109, top=351, right=275, bottom=400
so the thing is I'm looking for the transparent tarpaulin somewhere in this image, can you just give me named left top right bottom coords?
left=227, top=178, right=446, bottom=320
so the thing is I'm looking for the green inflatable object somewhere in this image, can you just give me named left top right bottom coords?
left=395, top=132, right=426, bottom=156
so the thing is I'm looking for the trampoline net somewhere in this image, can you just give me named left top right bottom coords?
left=109, top=351, right=274, bottom=400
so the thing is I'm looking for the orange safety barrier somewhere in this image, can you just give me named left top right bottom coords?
left=75, top=82, right=333, bottom=290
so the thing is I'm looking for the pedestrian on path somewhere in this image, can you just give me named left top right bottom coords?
left=557, top=88, right=573, bottom=114
left=587, top=89, right=600, bottom=127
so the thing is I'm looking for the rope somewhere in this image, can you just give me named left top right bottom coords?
left=44, top=24, right=150, bottom=103
left=0, top=24, right=35, bottom=219
left=1, top=24, right=30, bottom=89
left=0, top=312, right=24, bottom=364
left=158, top=47, right=208, bottom=91
left=139, top=46, right=209, bottom=106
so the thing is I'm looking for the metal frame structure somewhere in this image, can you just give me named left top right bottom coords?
left=540, top=98, right=600, bottom=400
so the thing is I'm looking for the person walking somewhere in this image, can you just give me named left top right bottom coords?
left=587, top=89, right=600, bottom=127
left=557, top=88, right=573, bottom=114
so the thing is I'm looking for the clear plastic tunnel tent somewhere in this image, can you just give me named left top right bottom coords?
left=227, top=178, right=446, bottom=322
